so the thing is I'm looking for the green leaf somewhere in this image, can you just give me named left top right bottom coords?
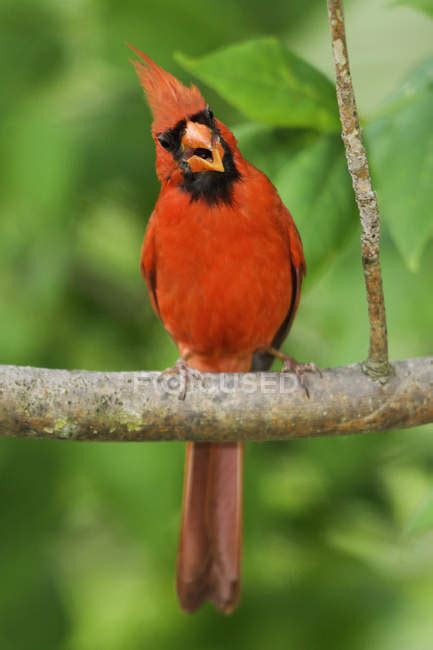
left=392, top=0, right=433, bottom=18
left=176, top=38, right=339, bottom=132
left=234, top=123, right=319, bottom=179
left=367, top=60, right=433, bottom=271
left=405, top=490, right=433, bottom=536
left=274, top=134, right=357, bottom=276
left=373, top=56, right=433, bottom=115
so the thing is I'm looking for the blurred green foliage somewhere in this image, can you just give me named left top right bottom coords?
left=393, top=0, right=433, bottom=18
left=0, top=1, right=432, bottom=649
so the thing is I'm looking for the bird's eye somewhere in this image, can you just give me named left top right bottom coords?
left=206, top=107, right=214, bottom=121
left=193, top=148, right=213, bottom=160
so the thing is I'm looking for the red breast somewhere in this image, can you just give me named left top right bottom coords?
left=144, top=160, right=294, bottom=369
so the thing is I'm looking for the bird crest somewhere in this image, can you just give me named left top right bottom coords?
left=130, top=46, right=206, bottom=135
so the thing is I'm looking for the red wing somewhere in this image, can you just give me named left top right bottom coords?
left=252, top=203, right=306, bottom=371
left=282, top=204, right=306, bottom=334
left=140, top=212, right=160, bottom=318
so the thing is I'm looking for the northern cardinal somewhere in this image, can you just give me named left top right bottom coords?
left=132, top=49, right=308, bottom=614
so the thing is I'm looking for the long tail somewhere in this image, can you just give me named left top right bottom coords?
left=176, top=441, right=243, bottom=613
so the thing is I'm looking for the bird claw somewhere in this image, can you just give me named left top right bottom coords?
left=281, top=358, right=322, bottom=399
left=159, top=359, right=204, bottom=400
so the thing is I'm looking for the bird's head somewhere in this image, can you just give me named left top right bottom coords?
left=131, top=47, right=240, bottom=204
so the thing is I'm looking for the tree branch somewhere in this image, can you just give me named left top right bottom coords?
left=327, top=0, right=390, bottom=379
left=0, top=359, right=431, bottom=442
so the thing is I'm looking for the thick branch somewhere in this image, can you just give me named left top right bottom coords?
left=327, top=0, right=390, bottom=378
left=0, top=359, right=431, bottom=442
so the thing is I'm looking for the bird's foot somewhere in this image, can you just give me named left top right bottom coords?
left=262, top=346, right=321, bottom=398
left=281, top=357, right=322, bottom=398
left=159, top=358, right=204, bottom=400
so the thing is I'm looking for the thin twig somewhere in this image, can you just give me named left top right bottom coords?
left=327, top=0, right=391, bottom=379
left=0, top=360, right=431, bottom=441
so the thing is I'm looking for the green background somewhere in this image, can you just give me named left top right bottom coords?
left=0, top=0, right=432, bottom=648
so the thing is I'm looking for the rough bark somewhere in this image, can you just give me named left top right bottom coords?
left=328, top=0, right=390, bottom=379
left=0, top=359, right=431, bottom=442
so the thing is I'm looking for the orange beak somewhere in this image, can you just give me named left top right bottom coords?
left=181, top=121, right=225, bottom=173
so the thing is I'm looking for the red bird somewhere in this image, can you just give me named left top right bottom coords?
left=133, top=49, right=307, bottom=614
